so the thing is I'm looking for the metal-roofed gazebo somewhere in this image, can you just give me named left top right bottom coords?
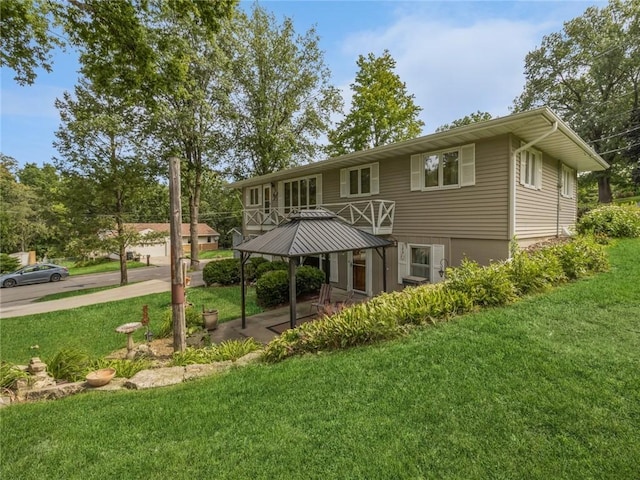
left=235, top=210, right=393, bottom=330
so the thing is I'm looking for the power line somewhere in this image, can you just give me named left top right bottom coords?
left=589, top=124, right=640, bottom=144
left=597, top=141, right=640, bottom=156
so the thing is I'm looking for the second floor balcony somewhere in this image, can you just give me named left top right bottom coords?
left=244, top=199, right=395, bottom=236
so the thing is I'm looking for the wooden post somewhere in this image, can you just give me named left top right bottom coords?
left=169, top=156, right=186, bottom=352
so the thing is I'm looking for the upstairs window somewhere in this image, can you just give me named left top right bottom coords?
left=519, top=147, right=542, bottom=190
left=341, top=163, right=379, bottom=197
left=283, top=175, right=320, bottom=213
left=561, top=165, right=575, bottom=198
left=411, top=144, right=475, bottom=191
left=247, top=187, right=261, bottom=206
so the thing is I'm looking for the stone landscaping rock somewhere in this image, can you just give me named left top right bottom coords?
left=235, top=351, right=263, bottom=366
left=24, top=382, right=85, bottom=401
left=125, top=366, right=186, bottom=390
left=184, top=361, right=232, bottom=381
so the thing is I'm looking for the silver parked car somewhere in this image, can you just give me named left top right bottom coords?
left=0, top=263, right=69, bottom=287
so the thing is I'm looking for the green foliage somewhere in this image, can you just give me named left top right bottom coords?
left=326, top=49, right=423, bottom=156
left=255, top=260, right=288, bottom=279
left=507, top=249, right=567, bottom=296
left=157, top=305, right=204, bottom=338
left=247, top=256, right=270, bottom=279
left=0, top=253, right=20, bottom=273
left=171, top=339, right=261, bottom=366
left=0, top=362, right=29, bottom=389
left=295, top=265, right=324, bottom=295
left=256, top=270, right=290, bottom=307
left=436, top=111, right=493, bottom=132
left=548, top=237, right=609, bottom=280
left=576, top=204, right=640, bottom=238
left=203, top=258, right=241, bottom=286
left=46, top=347, right=92, bottom=382
left=445, top=259, right=517, bottom=307
left=91, top=358, right=151, bottom=379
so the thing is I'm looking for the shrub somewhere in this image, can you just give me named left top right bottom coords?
left=47, top=347, right=92, bottom=382
left=296, top=266, right=324, bottom=295
left=256, top=260, right=288, bottom=279
left=0, top=254, right=20, bottom=274
left=507, top=249, right=567, bottom=296
left=170, top=339, right=261, bottom=366
left=246, top=257, right=270, bottom=281
left=445, top=259, right=516, bottom=307
left=388, top=283, right=475, bottom=326
left=548, top=236, right=609, bottom=280
left=1, top=362, right=29, bottom=389
left=256, top=270, right=289, bottom=307
left=203, top=258, right=241, bottom=286
left=576, top=204, right=640, bottom=238
left=157, top=305, right=204, bottom=338
left=91, top=358, right=151, bottom=378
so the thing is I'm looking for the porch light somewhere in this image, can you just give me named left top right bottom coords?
left=438, top=258, right=449, bottom=278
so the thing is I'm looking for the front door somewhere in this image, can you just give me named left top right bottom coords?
left=352, top=249, right=367, bottom=292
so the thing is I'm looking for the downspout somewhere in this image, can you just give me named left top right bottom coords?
left=509, top=121, right=558, bottom=255
left=556, top=160, right=561, bottom=238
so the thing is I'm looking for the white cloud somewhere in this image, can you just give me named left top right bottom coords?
left=338, top=13, right=553, bottom=132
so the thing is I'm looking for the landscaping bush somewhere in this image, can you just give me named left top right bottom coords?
left=548, top=236, right=609, bottom=280
left=0, top=254, right=20, bottom=274
left=295, top=265, right=324, bottom=295
left=507, top=249, right=567, bottom=295
left=171, top=339, right=261, bottom=366
left=46, top=347, right=92, bottom=382
left=445, top=259, right=517, bottom=307
left=1, top=362, right=29, bottom=389
left=203, top=258, right=241, bottom=286
left=157, top=305, right=204, bottom=338
left=256, top=270, right=289, bottom=307
left=255, top=260, right=288, bottom=279
left=246, top=257, right=270, bottom=281
left=576, top=204, right=640, bottom=238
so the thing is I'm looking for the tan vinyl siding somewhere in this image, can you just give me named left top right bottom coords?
left=320, top=136, right=511, bottom=240
left=514, top=135, right=576, bottom=239
left=558, top=168, right=577, bottom=234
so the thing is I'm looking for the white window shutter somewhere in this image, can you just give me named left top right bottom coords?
left=245, top=188, right=251, bottom=205
left=340, top=169, right=348, bottom=198
left=371, top=163, right=379, bottom=195
left=258, top=186, right=263, bottom=205
left=329, top=253, right=339, bottom=283
left=519, top=152, right=526, bottom=185
left=460, top=144, right=475, bottom=187
left=410, top=154, right=422, bottom=191
left=315, top=175, right=323, bottom=206
left=397, top=242, right=408, bottom=284
left=430, top=245, right=445, bottom=284
left=535, top=155, right=543, bottom=190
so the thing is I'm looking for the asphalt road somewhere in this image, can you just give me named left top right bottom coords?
left=0, top=265, right=204, bottom=309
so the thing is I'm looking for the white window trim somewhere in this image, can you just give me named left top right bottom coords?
left=519, top=147, right=543, bottom=190
left=340, top=162, right=379, bottom=198
left=279, top=174, right=323, bottom=211
left=410, top=144, right=475, bottom=192
left=561, top=165, right=575, bottom=199
left=397, top=242, right=445, bottom=284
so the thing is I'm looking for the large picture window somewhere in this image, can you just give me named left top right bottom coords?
left=283, top=176, right=318, bottom=213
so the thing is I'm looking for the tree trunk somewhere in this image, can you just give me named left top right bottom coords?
left=597, top=174, right=613, bottom=204
left=189, top=162, right=202, bottom=271
left=116, top=218, right=128, bottom=286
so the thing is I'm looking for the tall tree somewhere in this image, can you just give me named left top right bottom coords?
left=0, top=0, right=63, bottom=85
left=436, top=111, right=493, bottom=132
left=0, top=155, right=45, bottom=253
left=54, top=80, right=162, bottom=285
left=513, top=0, right=640, bottom=203
left=327, top=50, right=424, bottom=157
left=223, top=5, right=343, bottom=179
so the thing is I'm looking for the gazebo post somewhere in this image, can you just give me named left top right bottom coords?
left=241, top=252, right=249, bottom=329
left=289, top=256, right=298, bottom=330
left=323, top=253, right=330, bottom=284
left=382, top=247, right=387, bottom=292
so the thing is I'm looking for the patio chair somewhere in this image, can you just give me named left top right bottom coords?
left=311, top=283, right=332, bottom=313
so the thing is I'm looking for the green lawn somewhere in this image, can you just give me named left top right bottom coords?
left=0, top=286, right=261, bottom=365
left=1, top=240, right=638, bottom=479
left=195, top=249, right=234, bottom=260
left=35, top=284, right=125, bottom=302
left=62, top=259, right=148, bottom=276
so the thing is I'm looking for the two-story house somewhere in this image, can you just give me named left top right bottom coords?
left=231, top=107, right=607, bottom=297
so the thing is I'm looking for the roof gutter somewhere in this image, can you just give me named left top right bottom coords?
left=509, top=121, right=558, bottom=249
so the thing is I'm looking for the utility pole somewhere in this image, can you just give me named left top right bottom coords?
left=169, top=156, right=186, bottom=352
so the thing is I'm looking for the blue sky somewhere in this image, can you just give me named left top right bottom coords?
left=0, top=0, right=605, bottom=168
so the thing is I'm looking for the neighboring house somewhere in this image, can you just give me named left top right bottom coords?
left=230, top=107, right=607, bottom=297
left=123, top=223, right=220, bottom=257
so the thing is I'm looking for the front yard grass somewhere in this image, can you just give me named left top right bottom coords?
left=0, top=239, right=638, bottom=479
left=0, top=286, right=261, bottom=365
left=62, top=259, right=148, bottom=276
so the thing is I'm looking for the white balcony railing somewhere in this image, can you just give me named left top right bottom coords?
left=244, top=200, right=395, bottom=235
